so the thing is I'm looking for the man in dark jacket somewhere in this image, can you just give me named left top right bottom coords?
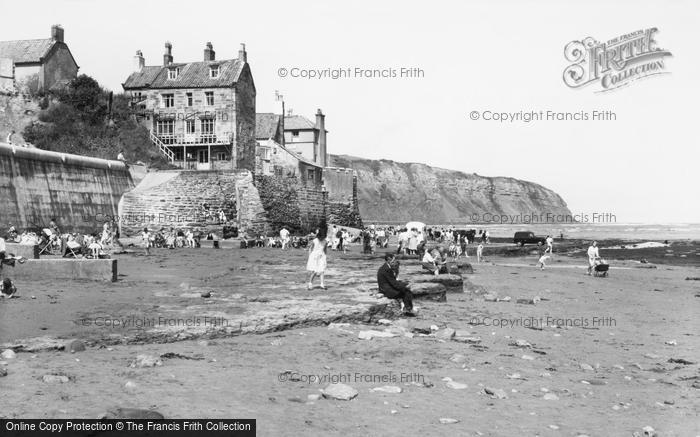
left=377, top=253, right=415, bottom=317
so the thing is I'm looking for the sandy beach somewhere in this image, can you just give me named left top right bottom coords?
left=0, top=238, right=698, bottom=436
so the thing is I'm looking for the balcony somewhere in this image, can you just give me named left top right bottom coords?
left=155, top=132, right=233, bottom=146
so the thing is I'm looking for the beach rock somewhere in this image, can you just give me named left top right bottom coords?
left=358, top=330, right=397, bottom=340
left=406, top=282, right=447, bottom=301
left=68, top=340, right=86, bottom=353
left=377, top=319, right=392, bottom=325
left=124, top=381, right=138, bottom=392
left=411, top=321, right=435, bottom=334
left=642, top=426, right=656, bottom=437
left=580, top=363, right=595, bottom=371
left=581, top=379, right=607, bottom=386
left=511, top=339, right=532, bottom=348
left=0, top=368, right=7, bottom=377
left=521, top=354, right=535, bottom=361
left=543, top=393, right=559, bottom=401
left=446, top=380, right=468, bottom=390
left=321, top=383, right=358, bottom=400
left=99, top=408, right=165, bottom=419
left=130, top=354, right=162, bottom=368
left=452, top=336, right=481, bottom=344
left=307, top=394, right=321, bottom=401
left=200, top=291, right=211, bottom=298
left=449, top=353, right=467, bottom=363
left=516, top=297, right=541, bottom=305
left=439, top=418, right=460, bottom=424
left=483, top=293, right=498, bottom=302
left=436, top=328, right=456, bottom=339
left=42, top=374, right=70, bottom=383
left=1, top=349, right=16, bottom=359
left=484, top=387, right=508, bottom=399
left=370, top=386, right=402, bottom=394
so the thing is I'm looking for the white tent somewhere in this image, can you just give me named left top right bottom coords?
left=405, top=221, right=426, bottom=231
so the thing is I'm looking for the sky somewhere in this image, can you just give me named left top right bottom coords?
left=2, top=0, right=698, bottom=223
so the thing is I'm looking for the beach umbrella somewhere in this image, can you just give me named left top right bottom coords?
left=405, top=221, right=426, bottom=231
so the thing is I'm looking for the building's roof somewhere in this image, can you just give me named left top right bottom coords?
left=255, top=113, right=281, bottom=140
left=123, top=59, right=244, bottom=89
left=284, top=115, right=316, bottom=130
left=0, top=38, right=56, bottom=64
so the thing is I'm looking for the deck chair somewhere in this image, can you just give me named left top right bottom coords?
left=63, top=240, right=82, bottom=258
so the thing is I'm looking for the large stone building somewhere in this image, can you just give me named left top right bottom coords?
left=0, top=25, right=79, bottom=93
left=122, top=42, right=256, bottom=171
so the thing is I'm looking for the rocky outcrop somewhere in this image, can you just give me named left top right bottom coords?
left=329, top=154, right=571, bottom=223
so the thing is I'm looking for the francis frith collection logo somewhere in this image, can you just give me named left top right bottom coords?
left=563, top=28, right=672, bottom=92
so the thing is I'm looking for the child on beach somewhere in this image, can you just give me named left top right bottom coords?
left=537, top=250, right=551, bottom=270
left=141, top=227, right=151, bottom=255
left=476, top=243, right=484, bottom=263
left=1, top=278, right=18, bottom=298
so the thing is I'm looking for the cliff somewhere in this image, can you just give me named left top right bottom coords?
left=328, top=154, right=571, bottom=224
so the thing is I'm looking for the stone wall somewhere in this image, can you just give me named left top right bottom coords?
left=0, top=143, right=134, bottom=234
left=323, top=167, right=363, bottom=228
left=118, top=169, right=268, bottom=236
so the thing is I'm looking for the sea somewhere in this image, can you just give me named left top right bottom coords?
left=378, top=223, right=700, bottom=241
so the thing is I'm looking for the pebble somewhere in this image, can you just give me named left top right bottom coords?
left=1, top=349, right=16, bottom=360
left=307, top=394, right=321, bottom=401
left=446, top=380, right=468, bottom=390
left=124, top=381, right=138, bottom=391
left=370, top=386, right=402, bottom=394
left=543, top=393, right=559, bottom=401
left=484, top=387, right=508, bottom=399
left=321, top=383, right=358, bottom=400
left=452, top=336, right=481, bottom=344
left=549, top=425, right=559, bottom=430
left=390, top=409, right=398, bottom=414
left=506, top=373, right=523, bottom=380
left=579, top=363, right=595, bottom=371
left=130, top=354, right=162, bottom=368
left=513, top=339, right=532, bottom=348
left=665, top=340, right=677, bottom=346
left=521, top=354, right=535, bottom=361
left=439, top=418, right=460, bottom=424
left=68, top=340, right=86, bottom=353
left=42, top=374, right=70, bottom=383
left=200, top=291, right=211, bottom=298
left=377, top=319, right=392, bottom=325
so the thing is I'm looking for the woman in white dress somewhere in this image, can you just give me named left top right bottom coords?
left=306, top=226, right=328, bottom=290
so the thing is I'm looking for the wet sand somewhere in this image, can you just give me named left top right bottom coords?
left=0, top=243, right=698, bottom=436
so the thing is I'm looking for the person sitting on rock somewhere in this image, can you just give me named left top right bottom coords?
left=1, top=278, right=18, bottom=298
left=422, top=248, right=446, bottom=275
left=377, top=253, right=415, bottom=317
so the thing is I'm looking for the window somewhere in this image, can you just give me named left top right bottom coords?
left=186, top=93, right=193, bottom=106
left=186, top=119, right=195, bottom=134
left=162, top=94, right=174, bottom=108
left=307, top=169, right=315, bottom=181
left=156, top=120, right=175, bottom=143
left=205, top=91, right=214, bottom=106
left=200, top=119, right=215, bottom=141
left=167, top=67, right=179, bottom=80
left=210, top=66, right=220, bottom=78
left=174, top=148, right=184, bottom=161
left=216, top=152, right=227, bottom=161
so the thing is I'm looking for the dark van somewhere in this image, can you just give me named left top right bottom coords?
left=513, top=231, right=546, bottom=246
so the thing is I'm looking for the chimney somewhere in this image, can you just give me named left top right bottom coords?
left=51, top=25, right=64, bottom=43
left=133, top=50, right=145, bottom=71
left=315, top=108, right=327, bottom=167
left=163, top=41, right=173, bottom=66
left=238, top=43, right=247, bottom=63
left=204, top=42, right=215, bottom=61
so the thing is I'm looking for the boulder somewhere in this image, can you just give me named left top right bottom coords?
left=68, top=340, right=86, bottom=353
left=1, top=349, right=16, bottom=359
left=406, top=283, right=447, bottom=302
left=436, top=328, right=456, bottom=339
left=321, top=383, right=358, bottom=401
left=406, top=274, right=463, bottom=293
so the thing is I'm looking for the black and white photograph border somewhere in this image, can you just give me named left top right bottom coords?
left=0, top=1, right=698, bottom=436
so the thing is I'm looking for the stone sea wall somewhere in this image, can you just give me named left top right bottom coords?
left=0, top=143, right=134, bottom=234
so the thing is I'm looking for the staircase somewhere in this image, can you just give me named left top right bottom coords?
left=149, top=131, right=175, bottom=162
